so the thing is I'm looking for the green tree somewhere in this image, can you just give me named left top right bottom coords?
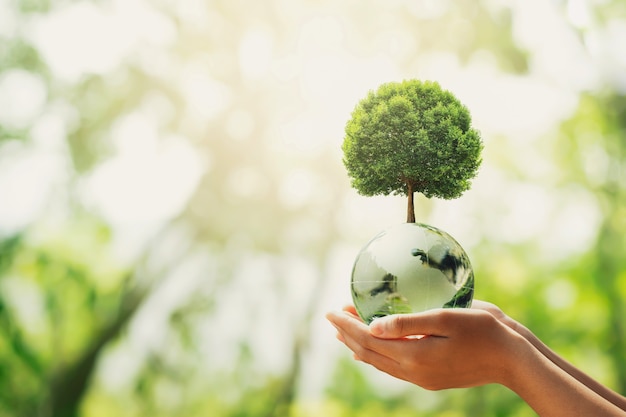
left=342, top=80, right=483, bottom=223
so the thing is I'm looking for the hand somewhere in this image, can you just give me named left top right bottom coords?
left=327, top=303, right=626, bottom=416
left=326, top=305, right=528, bottom=390
left=470, top=300, right=524, bottom=333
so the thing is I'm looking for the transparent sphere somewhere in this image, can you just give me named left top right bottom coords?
left=351, top=223, right=474, bottom=324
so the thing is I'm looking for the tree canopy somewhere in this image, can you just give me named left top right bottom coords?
left=343, top=80, right=483, bottom=221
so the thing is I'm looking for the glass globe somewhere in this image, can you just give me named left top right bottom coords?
left=351, top=222, right=474, bottom=324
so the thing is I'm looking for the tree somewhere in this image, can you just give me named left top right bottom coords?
left=342, top=80, right=483, bottom=223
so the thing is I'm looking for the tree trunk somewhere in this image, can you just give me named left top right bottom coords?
left=407, top=182, right=416, bottom=223
left=44, top=286, right=146, bottom=417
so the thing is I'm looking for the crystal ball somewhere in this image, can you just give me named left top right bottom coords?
left=351, top=223, right=474, bottom=324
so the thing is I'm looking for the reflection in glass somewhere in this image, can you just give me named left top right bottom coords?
left=351, top=223, right=474, bottom=324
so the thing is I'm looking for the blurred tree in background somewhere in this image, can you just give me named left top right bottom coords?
left=0, top=1, right=624, bottom=417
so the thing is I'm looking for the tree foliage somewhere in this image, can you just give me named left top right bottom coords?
left=342, top=80, right=483, bottom=208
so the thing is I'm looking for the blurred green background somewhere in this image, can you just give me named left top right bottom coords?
left=0, top=0, right=625, bottom=416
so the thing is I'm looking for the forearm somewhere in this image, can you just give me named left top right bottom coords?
left=517, top=324, right=626, bottom=412
left=502, top=337, right=626, bottom=417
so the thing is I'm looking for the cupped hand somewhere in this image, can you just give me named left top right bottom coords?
left=328, top=303, right=626, bottom=416
left=326, top=303, right=528, bottom=390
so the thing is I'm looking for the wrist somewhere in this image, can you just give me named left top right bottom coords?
left=493, top=327, right=540, bottom=389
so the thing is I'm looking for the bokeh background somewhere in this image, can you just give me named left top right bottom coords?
left=0, top=0, right=625, bottom=416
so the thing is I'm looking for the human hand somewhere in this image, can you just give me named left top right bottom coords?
left=326, top=304, right=529, bottom=390
left=339, top=301, right=519, bottom=331
left=328, top=304, right=626, bottom=416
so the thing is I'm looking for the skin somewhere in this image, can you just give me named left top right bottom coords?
left=326, top=301, right=626, bottom=417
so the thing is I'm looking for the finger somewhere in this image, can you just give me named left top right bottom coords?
left=336, top=325, right=404, bottom=375
left=328, top=310, right=392, bottom=348
left=326, top=310, right=367, bottom=332
left=470, top=299, right=491, bottom=309
left=471, top=300, right=501, bottom=315
left=330, top=312, right=450, bottom=385
left=342, top=305, right=359, bottom=316
left=330, top=311, right=425, bottom=365
left=369, top=309, right=465, bottom=339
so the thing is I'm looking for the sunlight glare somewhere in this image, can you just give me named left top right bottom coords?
left=180, top=62, right=233, bottom=125
left=0, top=69, right=47, bottom=129
left=28, top=0, right=175, bottom=82
left=82, top=112, right=204, bottom=226
left=0, top=2, right=17, bottom=37
left=239, top=27, right=274, bottom=80
left=28, top=3, right=132, bottom=81
left=0, top=143, right=65, bottom=236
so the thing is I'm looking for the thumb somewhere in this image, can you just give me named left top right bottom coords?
left=369, top=310, right=448, bottom=339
